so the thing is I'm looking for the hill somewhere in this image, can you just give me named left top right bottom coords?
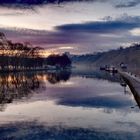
left=72, top=44, right=140, bottom=71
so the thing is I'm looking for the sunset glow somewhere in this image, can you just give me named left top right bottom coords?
left=0, top=1, right=139, bottom=54
left=0, top=1, right=140, bottom=140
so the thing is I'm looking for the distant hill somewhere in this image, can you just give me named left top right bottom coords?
left=72, top=44, right=140, bottom=70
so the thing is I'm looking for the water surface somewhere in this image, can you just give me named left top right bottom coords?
left=0, top=70, right=140, bottom=140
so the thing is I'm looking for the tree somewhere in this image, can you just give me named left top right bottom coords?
left=46, top=54, right=71, bottom=68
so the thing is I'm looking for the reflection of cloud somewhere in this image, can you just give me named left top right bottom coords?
left=56, top=95, right=131, bottom=108
left=1, top=121, right=139, bottom=140
left=115, top=0, right=140, bottom=8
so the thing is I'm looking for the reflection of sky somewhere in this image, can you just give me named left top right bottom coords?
left=0, top=1, right=140, bottom=53
left=0, top=75, right=140, bottom=137
left=31, top=76, right=135, bottom=109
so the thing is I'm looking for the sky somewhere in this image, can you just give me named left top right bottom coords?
left=0, top=0, right=140, bottom=54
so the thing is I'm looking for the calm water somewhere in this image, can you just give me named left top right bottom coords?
left=0, top=69, right=140, bottom=140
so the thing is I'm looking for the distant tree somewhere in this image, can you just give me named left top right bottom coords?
left=46, top=54, right=71, bottom=67
left=0, top=32, right=44, bottom=71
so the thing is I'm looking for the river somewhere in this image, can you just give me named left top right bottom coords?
left=0, top=69, right=140, bottom=140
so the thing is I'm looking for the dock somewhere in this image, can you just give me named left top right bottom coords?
left=119, top=71, right=140, bottom=107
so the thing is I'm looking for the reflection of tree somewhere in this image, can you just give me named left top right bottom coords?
left=0, top=70, right=71, bottom=111
left=46, top=70, right=71, bottom=84
left=72, top=70, right=120, bottom=83
left=0, top=72, right=46, bottom=111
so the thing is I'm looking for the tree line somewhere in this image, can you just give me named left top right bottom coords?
left=0, top=41, right=44, bottom=71
left=0, top=32, right=71, bottom=71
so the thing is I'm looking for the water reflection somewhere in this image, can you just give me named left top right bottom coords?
left=0, top=121, right=139, bottom=140
left=72, top=68, right=120, bottom=83
left=0, top=70, right=140, bottom=140
left=47, top=70, right=71, bottom=84
left=0, top=72, right=40, bottom=111
left=120, top=76, right=140, bottom=109
left=0, top=70, right=137, bottom=111
left=0, top=70, right=71, bottom=111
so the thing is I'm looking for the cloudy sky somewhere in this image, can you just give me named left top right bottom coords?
left=0, top=0, right=140, bottom=54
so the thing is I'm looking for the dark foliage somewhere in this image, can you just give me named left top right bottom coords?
left=0, top=32, right=44, bottom=71
left=46, top=54, right=71, bottom=67
left=0, top=32, right=72, bottom=71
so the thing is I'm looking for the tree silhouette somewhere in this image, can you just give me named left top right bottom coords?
left=46, top=54, right=71, bottom=68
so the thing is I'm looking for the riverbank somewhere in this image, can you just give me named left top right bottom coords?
left=0, top=67, right=72, bottom=74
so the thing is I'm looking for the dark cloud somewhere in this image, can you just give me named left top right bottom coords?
left=0, top=0, right=139, bottom=9
left=56, top=17, right=140, bottom=33
left=115, top=0, right=140, bottom=8
left=0, top=0, right=105, bottom=10
left=0, top=0, right=103, bottom=5
left=1, top=15, right=140, bottom=53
